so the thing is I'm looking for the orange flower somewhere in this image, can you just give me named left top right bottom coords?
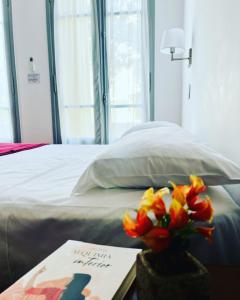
left=123, top=209, right=153, bottom=238
left=141, top=227, right=170, bottom=252
left=191, top=175, right=206, bottom=192
left=196, top=226, right=215, bottom=243
left=170, top=181, right=190, bottom=206
left=122, top=176, right=214, bottom=252
left=140, top=187, right=168, bottom=220
left=189, top=196, right=213, bottom=222
left=170, top=176, right=205, bottom=207
left=169, top=199, right=189, bottom=229
left=187, top=175, right=207, bottom=204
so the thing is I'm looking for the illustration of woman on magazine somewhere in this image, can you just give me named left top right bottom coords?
left=1, top=266, right=100, bottom=300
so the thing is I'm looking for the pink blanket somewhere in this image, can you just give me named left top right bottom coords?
left=0, top=143, right=47, bottom=156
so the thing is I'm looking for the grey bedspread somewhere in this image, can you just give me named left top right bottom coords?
left=0, top=203, right=140, bottom=291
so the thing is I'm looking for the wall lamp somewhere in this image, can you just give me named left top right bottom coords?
left=161, top=28, right=192, bottom=67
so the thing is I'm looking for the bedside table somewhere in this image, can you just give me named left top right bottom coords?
left=125, top=266, right=240, bottom=300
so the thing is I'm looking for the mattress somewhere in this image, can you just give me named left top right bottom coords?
left=0, top=145, right=240, bottom=291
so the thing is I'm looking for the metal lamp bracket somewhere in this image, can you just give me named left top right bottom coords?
left=170, top=48, right=192, bottom=67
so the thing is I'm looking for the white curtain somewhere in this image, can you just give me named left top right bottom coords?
left=0, top=1, right=13, bottom=142
left=106, top=0, right=150, bottom=142
left=54, top=0, right=95, bottom=144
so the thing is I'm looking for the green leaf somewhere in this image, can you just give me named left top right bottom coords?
left=162, top=214, right=171, bottom=228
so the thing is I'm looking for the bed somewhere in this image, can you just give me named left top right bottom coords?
left=0, top=143, right=240, bottom=292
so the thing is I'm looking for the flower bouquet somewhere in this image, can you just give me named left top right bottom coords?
left=123, top=175, right=214, bottom=300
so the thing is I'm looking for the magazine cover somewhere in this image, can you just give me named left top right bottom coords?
left=1, top=240, right=141, bottom=300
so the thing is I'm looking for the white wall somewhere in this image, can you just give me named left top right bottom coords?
left=12, top=0, right=53, bottom=143
left=11, top=0, right=184, bottom=143
left=154, top=0, right=184, bottom=124
left=182, top=0, right=240, bottom=165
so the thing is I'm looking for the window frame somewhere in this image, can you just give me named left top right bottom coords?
left=1, top=0, right=21, bottom=142
left=46, top=0, right=62, bottom=144
left=46, top=0, right=155, bottom=144
left=148, top=0, right=155, bottom=121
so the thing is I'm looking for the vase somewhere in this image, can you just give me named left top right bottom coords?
left=136, top=249, right=210, bottom=300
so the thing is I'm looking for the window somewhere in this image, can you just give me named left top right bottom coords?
left=106, top=0, right=150, bottom=141
left=47, top=0, right=154, bottom=144
left=0, top=0, right=20, bottom=142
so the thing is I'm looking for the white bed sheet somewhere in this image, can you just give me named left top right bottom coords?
left=0, top=145, right=107, bottom=203
left=0, top=145, right=147, bottom=208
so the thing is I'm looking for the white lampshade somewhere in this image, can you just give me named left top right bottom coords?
left=161, top=28, right=185, bottom=54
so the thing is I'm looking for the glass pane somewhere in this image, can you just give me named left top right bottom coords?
left=106, top=0, right=149, bottom=142
left=54, top=0, right=95, bottom=143
left=64, top=107, right=95, bottom=144
left=109, top=106, right=142, bottom=141
left=106, top=0, right=141, bottom=14
left=107, top=12, right=142, bottom=106
left=0, top=1, right=13, bottom=141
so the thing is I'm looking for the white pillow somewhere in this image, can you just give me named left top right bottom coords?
left=121, top=121, right=179, bottom=138
left=72, top=127, right=240, bottom=195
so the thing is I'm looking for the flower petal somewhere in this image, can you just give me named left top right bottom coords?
left=136, top=209, right=154, bottom=236
left=123, top=210, right=153, bottom=238
left=187, top=175, right=207, bottom=204
left=139, top=187, right=155, bottom=210
left=140, top=187, right=168, bottom=219
left=196, top=226, right=215, bottom=243
left=169, top=199, right=189, bottom=229
left=190, top=175, right=206, bottom=193
left=155, top=187, right=170, bottom=198
left=123, top=212, right=139, bottom=237
left=141, top=227, right=170, bottom=252
left=143, top=187, right=155, bottom=201
left=189, top=196, right=214, bottom=222
left=151, top=188, right=168, bottom=219
left=170, top=181, right=190, bottom=206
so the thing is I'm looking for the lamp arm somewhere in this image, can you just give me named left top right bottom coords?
left=170, top=48, right=192, bottom=66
